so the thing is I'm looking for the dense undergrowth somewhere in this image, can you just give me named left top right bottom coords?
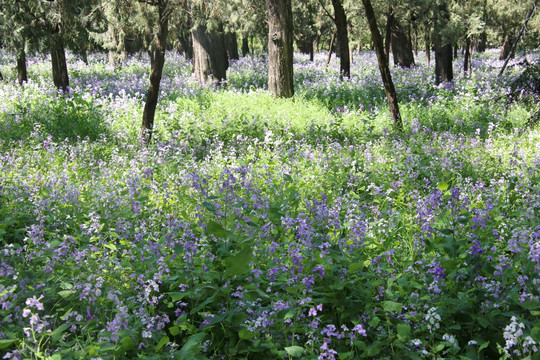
left=0, top=49, right=539, bottom=359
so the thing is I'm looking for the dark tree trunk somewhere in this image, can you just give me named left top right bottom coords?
left=225, top=32, right=239, bottom=60
left=391, top=17, right=415, bottom=67
left=80, top=49, right=88, bottom=65
left=433, top=2, right=453, bottom=84
left=297, top=38, right=315, bottom=61
left=241, top=37, right=250, bottom=56
left=361, top=0, right=402, bottom=131
left=331, top=0, right=350, bottom=78
left=425, top=24, right=430, bottom=64
left=178, top=30, right=193, bottom=60
left=499, top=33, right=514, bottom=60
left=477, top=32, right=487, bottom=52
left=384, top=12, right=393, bottom=63
left=50, top=32, right=69, bottom=92
left=192, top=24, right=228, bottom=86
left=413, top=22, right=418, bottom=56
left=0, top=71, right=3, bottom=81
left=326, top=30, right=337, bottom=65
left=463, top=37, right=472, bottom=76
left=266, top=0, right=294, bottom=98
left=17, top=41, right=28, bottom=85
left=140, top=1, right=169, bottom=144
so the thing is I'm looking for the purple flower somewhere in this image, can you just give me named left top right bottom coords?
left=25, top=295, right=44, bottom=311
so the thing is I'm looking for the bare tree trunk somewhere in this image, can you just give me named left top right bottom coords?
left=326, top=30, right=337, bottom=65
left=17, top=39, right=28, bottom=85
left=361, top=0, right=402, bottom=131
left=241, top=37, right=250, bottom=57
left=225, top=32, right=239, bottom=60
left=192, top=24, right=228, bottom=86
left=50, top=32, right=69, bottom=92
left=424, top=24, right=430, bottom=65
left=331, top=0, right=350, bottom=78
left=178, top=30, right=193, bottom=60
left=499, top=33, right=514, bottom=60
left=140, top=1, right=169, bottom=144
left=384, top=11, right=393, bottom=63
left=433, top=1, right=453, bottom=84
left=391, top=17, right=415, bottom=67
left=413, top=21, right=418, bottom=56
left=463, top=37, right=472, bottom=76
left=266, top=0, right=294, bottom=98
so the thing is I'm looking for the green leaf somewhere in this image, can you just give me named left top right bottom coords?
left=51, top=323, right=70, bottom=342
left=225, top=246, right=252, bottom=275
left=176, top=332, right=206, bottom=359
left=435, top=343, right=445, bottom=352
left=437, top=181, right=449, bottom=192
left=206, top=220, right=227, bottom=238
left=478, top=341, right=490, bottom=352
left=58, top=290, right=74, bottom=298
left=156, top=335, right=170, bottom=352
left=381, top=301, right=403, bottom=313
left=348, top=263, right=364, bottom=273
left=284, top=346, right=304, bottom=357
left=531, top=327, right=540, bottom=342
left=169, top=326, right=180, bottom=336
left=397, top=324, right=411, bottom=339
left=168, top=292, right=187, bottom=302
left=117, top=336, right=136, bottom=355
left=0, top=339, right=17, bottom=350
left=238, top=329, right=254, bottom=340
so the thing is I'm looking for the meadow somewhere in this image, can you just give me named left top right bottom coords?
left=0, top=48, right=539, bottom=359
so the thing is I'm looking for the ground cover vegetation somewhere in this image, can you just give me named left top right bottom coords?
left=1, top=47, right=540, bottom=359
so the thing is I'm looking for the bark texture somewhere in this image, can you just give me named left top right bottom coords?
left=50, top=32, right=69, bottom=92
left=361, top=0, right=402, bottom=131
left=326, top=30, right=337, bottom=65
left=425, top=25, right=430, bottom=64
left=331, top=0, right=350, bottom=78
left=241, top=37, right=250, bottom=56
left=463, top=37, right=472, bottom=76
left=433, top=2, right=453, bottom=84
left=17, top=42, right=28, bottom=85
left=140, top=2, right=169, bottom=144
left=266, top=0, right=294, bottom=98
left=391, top=17, right=415, bottom=67
left=225, top=32, right=239, bottom=60
left=192, top=24, right=228, bottom=86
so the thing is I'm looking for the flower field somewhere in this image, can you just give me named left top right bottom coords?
left=0, top=49, right=539, bottom=359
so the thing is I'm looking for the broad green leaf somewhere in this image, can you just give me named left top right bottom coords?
left=176, top=332, right=206, bottom=359
left=397, top=324, right=411, bottom=339
left=225, top=246, right=252, bottom=275
left=168, top=292, right=187, bottom=302
left=206, top=220, right=227, bottom=238
left=58, top=290, right=74, bottom=298
left=169, top=326, right=180, bottom=336
left=155, top=335, right=170, bottom=351
left=51, top=323, right=70, bottom=342
left=381, top=301, right=403, bottom=313
left=437, top=181, right=449, bottom=192
left=531, top=327, right=540, bottom=342
left=239, top=329, right=254, bottom=340
left=0, top=339, right=17, bottom=350
left=478, top=341, right=490, bottom=352
left=284, top=346, right=304, bottom=357
left=348, top=263, right=363, bottom=273
left=117, top=336, right=136, bottom=355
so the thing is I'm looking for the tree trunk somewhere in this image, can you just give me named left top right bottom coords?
left=326, top=30, right=337, bottom=65
left=241, top=37, right=250, bottom=56
left=17, top=40, right=28, bottom=85
left=391, top=17, right=415, bottom=67
left=463, top=37, right=472, bottom=76
left=179, top=31, right=193, bottom=60
left=192, top=24, right=228, bottom=86
left=413, top=21, right=418, bottom=56
left=50, top=32, right=69, bottom=92
left=140, top=2, right=169, bottom=144
left=360, top=0, right=402, bottom=131
left=225, top=32, right=239, bottom=60
left=384, top=10, right=393, bottom=63
left=331, top=0, right=350, bottom=78
left=425, top=24, right=430, bottom=64
left=0, top=71, right=3, bottom=81
left=477, top=0, right=488, bottom=52
left=433, top=1, right=453, bottom=84
left=499, top=33, right=514, bottom=60
left=266, top=0, right=294, bottom=98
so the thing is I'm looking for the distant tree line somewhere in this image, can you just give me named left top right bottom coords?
left=0, top=0, right=537, bottom=139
